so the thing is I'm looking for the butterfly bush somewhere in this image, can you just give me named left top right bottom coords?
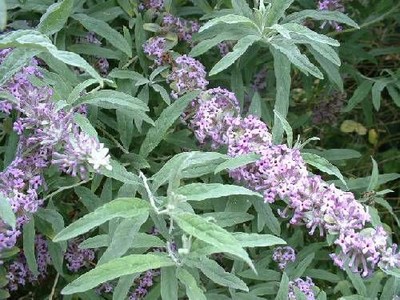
left=0, top=49, right=111, bottom=256
left=318, top=0, right=345, bottom=31
left=142, top=31, right=400, bottom=278
left=288, top=277, right=316, bottom=300
left=162, top=14, right=200, bottom=44
left=273, top=246, right=296, bottom=270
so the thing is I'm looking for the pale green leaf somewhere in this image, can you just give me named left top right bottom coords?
left=0, top=194, right=16, bottom=229
left=53, top=198, right=149, bottom=242
left=233, top=233, right=286, bottom=248
left=37, top=0, right=74, bottom=35
left=199, top=14, right=257, bottom=33
left=23, top=219, right=38, bottom=276
left=72, top=14, right=132, bottom=57
left=61, top=254, right=174, bottom=294
left=214, top=153, right=260, bottom=174
left=176, top=268, right=207, bottom=300
left=176, top=183, right=261, bottom=201
left=209, top=35, right=260, bottom=76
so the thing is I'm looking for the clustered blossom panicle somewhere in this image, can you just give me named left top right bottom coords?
left=273, top=246, right=296, bottom=269
left=312, top=91, right=345, bottom=125
left=143, top=37, right=167, bottom=66
left=217, top=41, right=235, bottom=57
left=6, top=235, right=50, bottom=292
left=139, top=0, right=164, bottom=11
left=0, top=49, right=112, bottom=255
left=288, top=277, right=316, bottom=300
left=167, top=55, right=208, bottom=98
left=162, top=14, right=200, bottom=44
left=189, top=87, right=240, bottom=148
left=128, top=270, right=159, bottom=300
left=64, top=239, right=95, bottom=272
left=318, top=0, right=345, bottom=31
left=151, top=41, right=400, bottom=277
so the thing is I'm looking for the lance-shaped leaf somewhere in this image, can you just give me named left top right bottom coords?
left=284, top=10, right=359, bottom=28
left=209, top=35, right=260, bottom=76
left=265, top=0, right=295, bottom=26
left=0, top=194, right=16, bottom=229
left=176, top=183, right=261, bottom=201
left=72, top=14, right=132, bottom=57
left=173, top=212, right=254, bottom=270
left=38, top=0, right=74, bottom=35
left=232, top=233, right=286, bottom=248
left=199, top=14, right=258, bottom=33
left=61, top=254, right=174, bottom=294
left=176, top=268, right=207, bottom=300
left=53, top=198, right=149, bottom=242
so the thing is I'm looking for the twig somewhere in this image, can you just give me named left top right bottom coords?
left=43, top=178, right=92, bottom=201
left=49, top=273, right=60, bottom=300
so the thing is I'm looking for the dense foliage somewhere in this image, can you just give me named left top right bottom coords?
left=0, top=0, right=399, bottom=299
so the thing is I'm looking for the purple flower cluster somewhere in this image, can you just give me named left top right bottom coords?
left=143, top=31, right=400, bottom=277
left=139, top=0, right=164, bottom=11
left=128, top=270, right=159, bottom=300
left=78, top=32, right=110, bottom=75
left=272, top=246, right=296, bottom=269
left=64, top=238, right=95, bottom=272
left=251, top=68, right=267, bottom=92
left=143, top=37, right=167, bottom=66
left=0, top=49, right=111, bottom=255
left=6, top=235, right=50, bottom=292
left=167, top=55, right=208, bottom=98
left=312, top=91, right=345, bottom=125
left=317, top=0, right=345, bottom=31
left=162, top=14, right=200, bottom=44
left=288, top=277, right=316, bottom=300
left=189, top=87, right=240, bottom=148
left=217, top=41, right=235, bottom=57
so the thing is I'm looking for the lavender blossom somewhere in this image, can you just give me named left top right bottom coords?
left=317, top=0, right=345, bottom=31
left=273, top=246, right=296, bottom=269
left=64, top=238, right=95, bottom=272
left=162, top=14, right=200, bottom=44
left=6, top=235, right=50, bottom=292
left=288, top=277, right=316, bottom=300
left=129, top=270, right=160, bottom=300
left=167, top=55, right=208, bottom=98
left=189, top=87, right=240, bottom=148
left=143, top=37, right=167, bottom=66
left=139, top=0, right=164, bottom=11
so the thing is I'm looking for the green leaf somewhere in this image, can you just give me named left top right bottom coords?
left=73, top=114, right=98, bottom=138
left=233, top=233, right=285, bottom=248
left=79, top=235, right=109, bottom=249
left=161, top=267, right=178, bottom=300
left=0, top=30, right=102, bottom=84
left=37, top=0, right=74, bottom=35
left=67, top=79, right=98, bottom=104
left=284, top=10, right=359, bottom=28
left=185, top=257, right=248, bottom=291
left=108, top=69, right=148, bottom=82
left=285, top=23, right=339, bottom=46
left=381, top=276, right=400, bottom=299
left=344, top=266, right=368, bottom=296
left=309, top=48, right=343, bottom=91
left=387, top=85, right=400, bottom=107
left=273, top=110, right=293, bottom=147
left=265, top=0, right=295, bottom=26
left=100, top=159, right=141, bottom=185
left=290, top=253, right=315, bottom=279
left=173, top=212, right=254, bottom=269
left=0, top=48, right=39, bottom=85
left=251, top=198, right=281, bottom=235
left=342, top=80, right=373, bottom=112
left=209, top=35, right=260, bottom=76
left=371, top=80, right=388, bottom=111
left=176, top=268, right=206, bottom=300
left=276, top=272, right=289, bottom=300
left=0, top=194, right=16, bottom=229
left=23, top=218, right=39, bottom=276
left=201, top=212, right=254, bottom=227
left=53, top=198, right=149, bottom=242
left=139, top=90, right=199, bottom=157
left=176, top=183, right=261, bottom=201
left=0, top=0, right=6, bottom=31
left=302, top=152, right=347, bottom=187
left=61, top=254, right=175, bottom=294
left=98, top=213, right=148, bottom=265
left=270, top=38, right=323, bottom=79
left=199, top=14, right=258, bottom=33
left=72, top=14, right=132, bottom=57
left=214, top=153, right=260, bottom=174
left=77, top=90, right=150, bottom=118
left=190, top=31, right=244, bottom=57
left=367, top=157, right=379, bottom=192
left=112, top=274, right=137, bottom=300
left=271, top=48, right=291, bottom=144
left=232, top=0, right=253, bottom=18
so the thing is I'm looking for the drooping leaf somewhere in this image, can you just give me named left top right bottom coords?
left=173, top=212, right=254, bottom=269
left=23, top=218, right=38, bottom=276
left=161, top=267, right=178, bottom=300
left=37, top=0, right=74, bottom=35
left=176, top=183, right=261, bottom=201
left=53, top=198, right=149, bottom=242
left=72, top=14, right=132, bottom=57
left=176, top=268, right=207, bottom=300
left=61, top=254, right=175, bottom=294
